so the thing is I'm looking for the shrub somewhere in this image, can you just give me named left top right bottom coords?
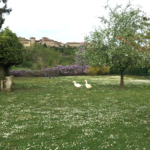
left=87, top=66, right=110, bottom=75
left=97, top=66, right=110, bottom=75
left=32, top=70, right=42, bottom=77
left=36, top=63, right=41, bottom=70
left=22, top=59, right=32, bottom=68
left=9, top=70, right=33, bottom=77
left=48, top=57, right=54, bottom=66
left=10, top=64, right=90, bottom=77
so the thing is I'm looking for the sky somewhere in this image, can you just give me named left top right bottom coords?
left=1, top=0, right=150, bottom=44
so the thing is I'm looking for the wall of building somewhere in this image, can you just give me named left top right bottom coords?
left=19, top=38, right=31, bottom=46
left=19, top=37, right=81, bottom=48
left=65, top=43, right=80, bottom=47
left=30, top=38, right=35, bottom=44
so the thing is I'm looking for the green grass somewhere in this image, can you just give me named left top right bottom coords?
left=0, top=76, right=150, bottom=150
left=10, top=66, right=31, bottom=70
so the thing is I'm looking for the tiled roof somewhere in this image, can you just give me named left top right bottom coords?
left=30, top=37, right=36, bottom=39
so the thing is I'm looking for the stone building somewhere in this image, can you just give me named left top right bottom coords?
left=18, top=36, right=85, bottom=48
left=18, top=37, right=65, bottom=48
left=19, top=37, right=30, bottom=46
left=65, top=42, right=82, bottom=47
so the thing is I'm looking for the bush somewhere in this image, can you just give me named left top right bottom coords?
left=9, top=70, right=33, bottom=77
left=22, top=59, right=32, bottom=68
left=48, top=57, right=54, bottom=66
left=148, top=69, right=150, bottom=75
left=9, top=64, right=90, bottom=77
left=87, top=66, right=110, bottom=75
left=36, top=63, right=41, bottom=70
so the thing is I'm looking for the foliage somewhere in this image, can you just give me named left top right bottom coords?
left=0, top=0, right=12, bottom=29
left=87, top=66, right=110, bottom=75
left=78, top=0, right=150, bottom=86
left=22, top=43, right=77, bottom=70
left=11, top=65, right=31, bottom=70
left=22, top=59, right=32, bottom=68
left=9, top=64, right=90, bottom=77
left=110, top=67, right=150, bottom=76
left=23, top=43, right=61, bottom=69
left=43, top=43, right=47, bottom=48
left=148, top=69, right=150, bottom=75
left=0, top=27, right=24, bottom=76
left=75, top=44, right=89, bottom=73
left=60, top=45, right=75, bottom=55
left=60, top=55, right=75, bottom=66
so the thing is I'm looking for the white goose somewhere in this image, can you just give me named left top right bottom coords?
left=85, top=80, right=92, bottom=90
left=73, top=81, right=82, bottom=89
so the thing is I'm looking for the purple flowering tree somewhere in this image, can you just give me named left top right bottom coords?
left=75, top=44, right=90, bottom=74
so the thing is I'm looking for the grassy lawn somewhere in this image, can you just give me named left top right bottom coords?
left=10, top=66, right=31, bottom=70
left=0, top=75, right=150, bottom=150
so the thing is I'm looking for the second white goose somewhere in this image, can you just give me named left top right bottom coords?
left=85, top=80, right=92, bottom=90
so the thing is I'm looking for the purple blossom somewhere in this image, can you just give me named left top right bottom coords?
left=9, top=64, right=90, bottom=77
left=75, top=44, right=89, bottom=73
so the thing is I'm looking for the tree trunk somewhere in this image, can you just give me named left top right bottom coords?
left=41, top=66, right=43, bottom=77
left=0, top=64, right=11, bottom=90
left=4, top=65, right=10, bottom=76
left=120, top=69, right=124, bottom=87
left=0, top=66, right=4, bottom=77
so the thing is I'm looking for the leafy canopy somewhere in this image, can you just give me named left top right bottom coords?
left=80, top=0, right=150, bottom=70
left=75, top=0, right=150, bottom=86
left=0, top=27, right=24, bottom=66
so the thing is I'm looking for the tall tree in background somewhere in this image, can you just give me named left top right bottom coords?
left=43, top=43, right=47, bottom=48
left=76, top=0, right=150, bottom=87
left=0, top=0, right=12, bottom=29
left=75, top=44, right=89, bottom=73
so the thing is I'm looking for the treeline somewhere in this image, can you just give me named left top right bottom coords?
left=19, top=43, right=150, bottom=76
left=21, top=43, right=77, bottom=70
left=44, top=43, right=76, bottom=55
left=110, top=67, right=150, bottom=76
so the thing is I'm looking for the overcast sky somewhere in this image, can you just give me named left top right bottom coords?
left=1, top=0, right=150, bottom=43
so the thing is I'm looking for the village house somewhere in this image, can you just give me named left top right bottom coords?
left=18, top=37, right=64, bottom=48
left=18, top=37, right=84, bottom=48
left=65, top=42, right=82, bottom=47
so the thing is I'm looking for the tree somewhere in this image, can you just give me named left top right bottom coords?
left=0, top=27, right=24, bottom=77
left=28, top=43, right=61, bottom=69
left=43, top=43, right=47, bottom=48
left=0, top=0, right=12, bottom=29
left=75, top=44, right=90, bottom=74
left=37, top=56, right=44, bottom=76
left=77, top=0, right=150, bottom=87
